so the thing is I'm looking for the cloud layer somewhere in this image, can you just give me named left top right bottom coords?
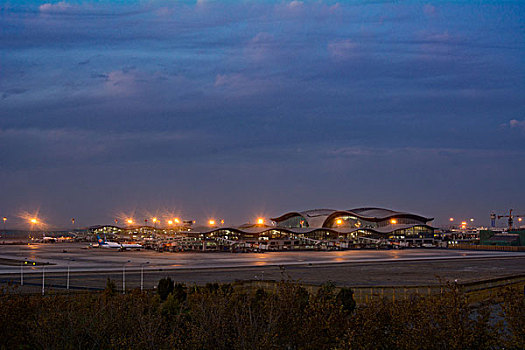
left=0, top=1, right=524, bottom=227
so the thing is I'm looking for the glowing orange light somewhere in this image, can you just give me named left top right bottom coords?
left=30, top=218, right=38, bottom=224
left=336, top=219, right=343, bottom=225
left=209, top=220, right=215, bottom=226
left=174, top=218, right=180, bottom=224
left=168, top=220, right=173, bottom=225
left=220, top=219, right=224, bottom=225
left=449, top=217, right=454, bottom=222
left=152, top=217, right=157, bottom=223
left=470, top=218, right=474, bottom=222
left=461, top=221, right=467, bottom=226
left=390, top=219, right=397, bottom=224
left=2, top=217, right=6, bottom=223
left=127, top=219, right=133, bottom=224
left=519, top=218, right=523, bottom=222
left=257, top=218, right=264, bottom=225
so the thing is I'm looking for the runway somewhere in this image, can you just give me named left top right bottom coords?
left=0, top=242, right=523, bottom=274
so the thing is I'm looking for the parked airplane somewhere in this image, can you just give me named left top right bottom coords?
left=42, top=233, right=57, bottom=243
left=96, top=235, right=143, bottom=250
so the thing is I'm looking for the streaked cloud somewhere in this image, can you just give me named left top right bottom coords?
left=0, top=0, right=523, bottom=225
left=509, top=119, right=525, bottom=131
left=39, top=2, right=72, bottom=13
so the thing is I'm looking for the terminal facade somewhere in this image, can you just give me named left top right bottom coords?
left=90, top=207, right=435, bottom=251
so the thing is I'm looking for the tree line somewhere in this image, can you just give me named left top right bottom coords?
left=0, top=278, right=523, bottom=349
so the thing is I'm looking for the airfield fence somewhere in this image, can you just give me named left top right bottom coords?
left=231, top=274, right=525, bottom=304
left=448, top=243, right=525, bottom=252
left=3, top=271, right=524, bottom=305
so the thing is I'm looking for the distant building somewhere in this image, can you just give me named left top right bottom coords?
left=88, top=208, right=435, bottom=250
left=479, top=230, right=525, bottom=246
left=203, top=207, right=435, bottom=249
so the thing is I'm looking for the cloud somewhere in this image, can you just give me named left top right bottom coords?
left=422, top=31, right=452, bottom=43
left=0, top=127, right=198, bottom=168
left=287, top=1, right=303, bottom=10
left=423, top=4, right=436, bottom=16
left=103, top=70, right=139, bottom=96
left=214, top=73, right=271, bottom=96
left=326, top=146, right=525, bottom=160
left=245, top=32, right=275, bottom=61
left=328, top=3, right=340, bottom=14
left=327, top=39, right=357, bottom=59
left=154, top=6, right=175, bottom=18
left=509, top=119, right=525, bottom=131
left=39, top=2, right=72, bottom=13
left=2, top=88, right=28, bottom=99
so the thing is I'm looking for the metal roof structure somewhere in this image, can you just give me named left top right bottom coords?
left=270, top=207, right=433, bottom=228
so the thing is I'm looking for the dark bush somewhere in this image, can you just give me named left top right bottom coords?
left=157, top=277, right=174, bottom=300
left=0, top=280, right=523, bottom=349
left=336, top=287, right=356, bottom=313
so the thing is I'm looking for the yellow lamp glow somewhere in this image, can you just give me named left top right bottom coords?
left=390, top=219, right=397, bottom=224
left=449, top=217, right=454, bottom=222
left=174, top=218, right=180, bottom=224
left=336, top=219, right=343, bottom=225
left=257, top=218, right=264, bottom=225
left=168, top=220, right=173, bottom=225
left=152, top=217, right=157, bottom=223
left=30, top=218, right=38, bottom=224
left=127, top=219, right=133, bottom=224
left=209, top=220, right=215, bottom=226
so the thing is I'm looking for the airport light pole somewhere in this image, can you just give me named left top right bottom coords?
left=20, top=258, right=28, bottom=286
left=123, top=260, right=131, bottom=294
left=42, top=266, right=45, bottom=296
left=140, top=261, right=150, bottom=292
left=67, top=259, right=75, bottom=291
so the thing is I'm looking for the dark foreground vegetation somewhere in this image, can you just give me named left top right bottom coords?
left=0, top=279, right=523, bottom=350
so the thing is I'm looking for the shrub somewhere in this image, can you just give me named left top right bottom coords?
left=157, top=277, right=174, bottom=300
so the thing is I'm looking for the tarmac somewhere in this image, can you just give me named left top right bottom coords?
left=0, top=243, right=524, bottom=291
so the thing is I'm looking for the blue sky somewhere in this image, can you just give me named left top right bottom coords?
left=0, top=0, right=524, bottom=228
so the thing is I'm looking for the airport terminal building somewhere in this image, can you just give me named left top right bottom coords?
left=90, top=207, right=435, bottom=250
left=204, top=207, right=435, bottom=250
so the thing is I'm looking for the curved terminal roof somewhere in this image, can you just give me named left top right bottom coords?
left=271, top=207, right=433, bottom=228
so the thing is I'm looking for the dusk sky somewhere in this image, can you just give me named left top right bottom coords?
left=1, top=0, right=524, bottom=229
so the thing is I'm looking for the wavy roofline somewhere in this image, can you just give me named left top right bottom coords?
left=271, top=207, right=433, bottom=225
